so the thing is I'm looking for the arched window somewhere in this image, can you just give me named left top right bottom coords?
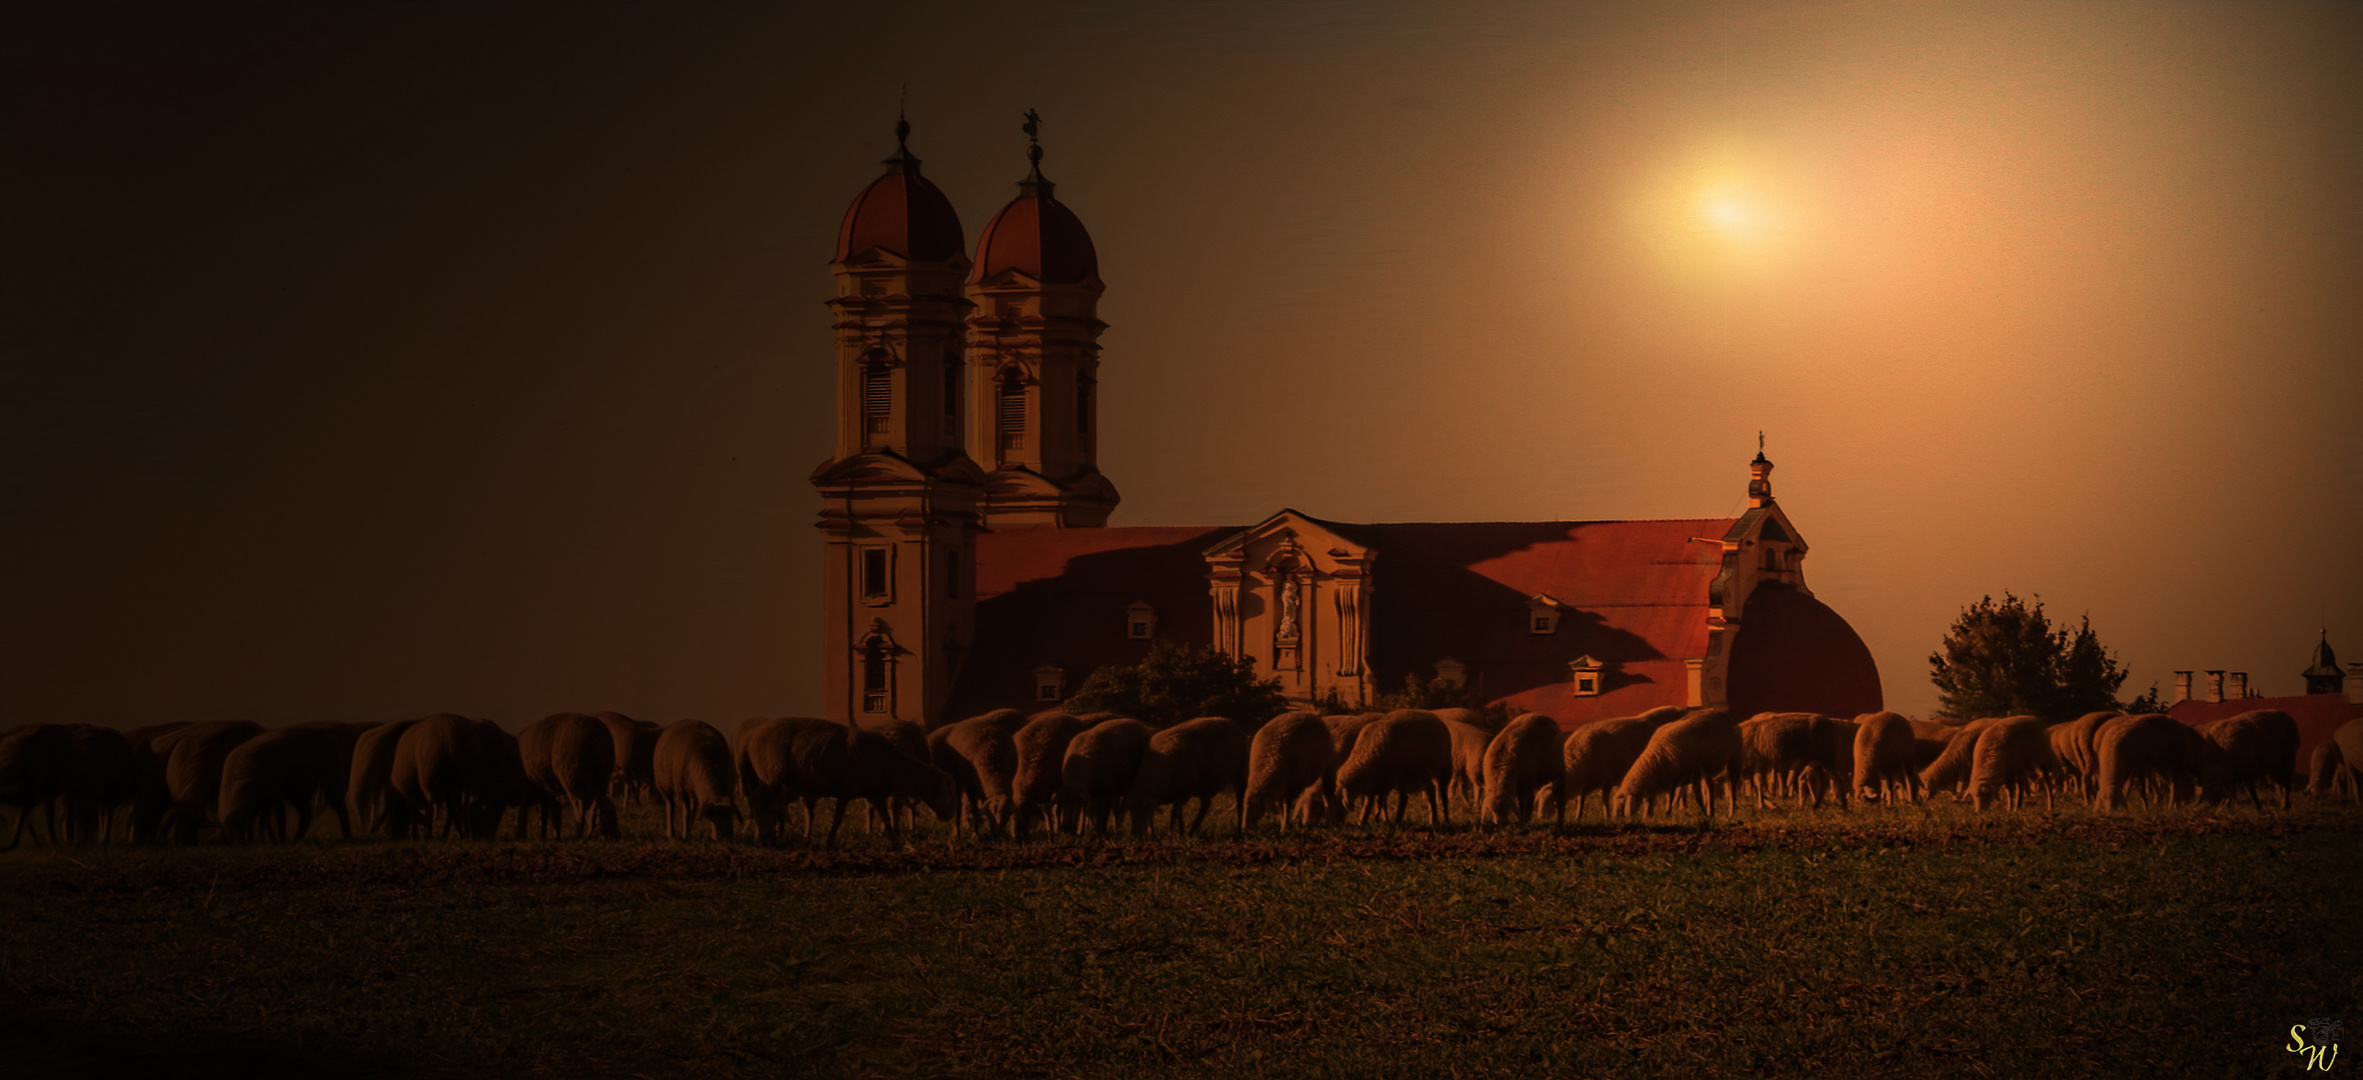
left=997, top=375, right=1027, bottom=455
left=862, top=364, right=892, bottom=439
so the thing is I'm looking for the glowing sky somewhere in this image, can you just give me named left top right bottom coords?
left=5, top=2, right=2357, bottom=725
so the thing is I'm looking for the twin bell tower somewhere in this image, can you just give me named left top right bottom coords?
left=813, top=113, right=1116, bottom=724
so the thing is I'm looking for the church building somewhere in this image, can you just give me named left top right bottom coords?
left=813, top=117, right=1885, bottom=729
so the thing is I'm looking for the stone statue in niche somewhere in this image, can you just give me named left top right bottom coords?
left=1277, top=578, right=1301, bottom=641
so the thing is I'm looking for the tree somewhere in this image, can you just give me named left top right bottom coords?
left=1065, top=641, right=1290, bottom=729
left=1928, top=593, right=2130, bottom=720
left=1372, top=672, right=1515, bottom=726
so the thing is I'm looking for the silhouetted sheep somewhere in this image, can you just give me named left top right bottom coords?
left=1335, top=710, right=1454, bottom=826
left=1613, top=709, right=1739, bottom=820
left=1129, top=717, right=1250, bottom=837
left=1481, top=713, right=1565, bottom=826
left=1242, top=711, right=1336, bottom=830
left=1555, top=707, right=1682, bottom=823
left=1058, top=718, right=1152, bottom=836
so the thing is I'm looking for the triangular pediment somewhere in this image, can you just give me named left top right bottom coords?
left=1720, top=502, right=1808, bottom=552
left=1203, top=509, right=1375, bottom=578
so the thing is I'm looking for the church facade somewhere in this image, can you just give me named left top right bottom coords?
left=814, top=119, right=1884, bottom=729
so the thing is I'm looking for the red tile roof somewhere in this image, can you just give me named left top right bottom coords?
left=950, top=526, right=1238, bottom=719
left=1359, top=519, right=1733, bottom=726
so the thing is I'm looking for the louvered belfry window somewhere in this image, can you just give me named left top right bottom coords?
left=997, top=379, right=1026, bottom=453
left=862, top=365, right=891, bottom=438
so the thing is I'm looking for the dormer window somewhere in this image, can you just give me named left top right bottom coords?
left=1033, top=665, right=1065, bottom=703
left=1569, top=655, right=1606, bottom=697
left=1527, top=594, right=1566, bottom=635
left=1124, top=601, right=1156, bottom=640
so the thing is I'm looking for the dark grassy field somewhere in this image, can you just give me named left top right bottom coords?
left=3, top=800, right=2359, bottom=1079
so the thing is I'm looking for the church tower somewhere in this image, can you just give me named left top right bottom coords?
left=964, top=112, right=1120, bottom=527
left=812, top=116, right=984, bottom=724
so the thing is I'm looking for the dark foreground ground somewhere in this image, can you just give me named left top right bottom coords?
left=2, top=801, right=2359, bottom=1079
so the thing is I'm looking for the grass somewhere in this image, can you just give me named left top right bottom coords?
left=2, top=798, right=2359, bottom=1078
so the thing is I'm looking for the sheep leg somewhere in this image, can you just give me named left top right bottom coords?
left=825, top=799, right=847, bottom=847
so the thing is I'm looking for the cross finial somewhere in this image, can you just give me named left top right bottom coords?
left=1758, top=430, right=1764, bottom=454
left=896, top=84, right=909, bottom=147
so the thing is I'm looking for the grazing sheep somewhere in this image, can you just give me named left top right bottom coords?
left=349, top=719, right=420, bottom=838
left=2047, top=713, right=2116, bottom=803
left=1735, top=713, right=1824, bottom=809
left=1555, top=707, right=1683, bottom=823
left=1917, top=717, right=2002, bottom=799
left=218, top=721, right=365, bottom=843
left=1324, top=714, right=1379, bottom=766
left=740, top=718, right=956, bottom=846
left=2309, top=736, right=2357, bottom=802
left=542, top=714, right=620, bottom=839
left=1807, top=716, right=1859, bottom=809
left=1334, top=710, right=1454, bottom=826
left=1481, top=713, right=1565, bottom=826
left=1129, top=717, right=1250, bottom=837
left=857, top=719, right=934, bottom=835
left=2200, top=709, right=2301, bottom=810
left=2094, top=713, right=2209, bottom=811
left=162, top=721, right=265, bottom=842
left=0, top=724, right=82, bottom=850
left=392, top=715, right=533, bottom=840
left=122, top=722, right=192, bottom=842
left=1444, top=718, right=1496, bottom=815
left=1852, top=712, right=1923, bottom=806
left=929, top=715, right=1021, bottom=837
left=1612, top=709, right=1739, bottom=820
left=1057, top=718, right=1152, bottom=836
left=55, top=725, right=138, bottom=846
left=595, top=712, right=659, bottom=807
left=1011, top=712, right=1090, bottom=836
left=653, top=719, right=739, bottom=841
left=1967, top=716, right=2060, bottom=812
left=1242, top=711, right=1337, bottom=831
left=2332, top=720, right=2363, bottom=804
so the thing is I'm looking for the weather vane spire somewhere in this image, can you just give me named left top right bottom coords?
left=884, top=86, right=919, bottom=174
left=1019, top=108, right=1051, bottom=194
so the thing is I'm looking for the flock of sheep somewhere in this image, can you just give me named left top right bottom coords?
left=0, top=703, right=2352, bottom=851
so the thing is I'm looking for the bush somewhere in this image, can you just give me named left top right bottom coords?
left=1065, top=641, right=1290, bottom=729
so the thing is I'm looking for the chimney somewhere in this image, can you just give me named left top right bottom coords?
left=2228, top=672, right=2248, bottom=700
left=2205, top=670, right=2226, bottom=703
left=2347, top=663, right=2362, bottom=706
left=2172, top=671, right=2192, bottom=704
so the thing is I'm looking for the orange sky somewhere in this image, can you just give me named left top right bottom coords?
left=4, top=2, right=2357, bottom=726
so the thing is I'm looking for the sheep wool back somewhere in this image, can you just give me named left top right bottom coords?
left=1967, top=716, right=2058, bottom=812
left=1918, top=717, right=2002, bottom=796
left=1481, top=712, right=1565, bottom=826
left=2094, top=713, right=2208, bottom=811
left=1335, top=710, right=1454, bottom=825
left=1128, top=717, right=1250, bottom=836
left=1058, top=718, right=1152, bottom=835
left=653, top=719, right=739, bottom=841
left=1011, top=712, right=1090, bottom=833
left=1613, top=709, right=1739, bottom=819
left=1243, top=711, right=1336, bottom=830
left=1556, top=707, right=1681, bottom=823
left=2201, top=709, right=2300, bottom=810
left=1850, top=712, right=1920, bottom=805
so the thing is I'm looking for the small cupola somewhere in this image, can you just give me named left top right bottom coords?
left=1748, top=432, right=1774, bottom=508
